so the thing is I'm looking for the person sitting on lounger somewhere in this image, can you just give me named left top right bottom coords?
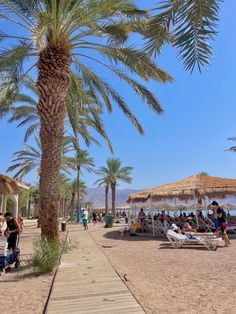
left=163, top=219, right=170, bottom=233
left=183, top=219, right=197, bottom=232
left=171, top=223, right=181, bottom=234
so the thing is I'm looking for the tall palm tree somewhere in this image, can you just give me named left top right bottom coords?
left=65, top=140, right=94, bottom=220
left=95, top=158, right=133, bottom=216
left=68, top=178, right=87, bottom=220
left=7, top=75, right=113, bottom=149
left=94, top=175, right=110, bottom=214
left=0, top=0, right=172, bottom=240
left=145, top=0, right=222, bottom=72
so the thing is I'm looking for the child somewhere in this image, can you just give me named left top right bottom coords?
left=0, top=230, right=8, bottom=276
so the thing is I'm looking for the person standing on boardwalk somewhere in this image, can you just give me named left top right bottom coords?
left=82, top=209, right=88, bottom=230
left=92, top=211, right=97, bottom=226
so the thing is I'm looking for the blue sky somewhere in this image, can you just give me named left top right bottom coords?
left=0, top=1, right=236, bottom=190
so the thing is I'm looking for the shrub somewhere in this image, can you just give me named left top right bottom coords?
left=31, top=237, right=72, bottom=273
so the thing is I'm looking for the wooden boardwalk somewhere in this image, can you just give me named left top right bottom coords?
left=46, top=227, right=145, bottom=314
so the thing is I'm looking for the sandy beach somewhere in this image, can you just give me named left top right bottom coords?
left=90, top=224, right=236, bottom=314
left=1, top=221, right=236, bottom=314
left=0, top=221, right=53, bottom=314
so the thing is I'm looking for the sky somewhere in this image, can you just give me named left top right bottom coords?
left=0, top=1, right=236, bottom=190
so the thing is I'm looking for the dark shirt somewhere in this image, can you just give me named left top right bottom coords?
left=7, top=218, right=19, bottom=233
left=92, top=212, right=97, bottom=219
left=6, top=218, right=19, bottom=249
left=217, top=208, right=227, bottom=224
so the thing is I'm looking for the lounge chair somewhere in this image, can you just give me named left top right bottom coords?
left=166, top=229, right=222, bottom=251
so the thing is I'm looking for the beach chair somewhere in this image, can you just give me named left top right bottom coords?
left=166, top=230, right=221, bottom=251
left=197, top=217, right=215, bottom=232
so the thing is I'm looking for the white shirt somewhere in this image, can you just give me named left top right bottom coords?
left=0, top=235, right=8, bottom=256
left=83, top=210, right=88, bottom=220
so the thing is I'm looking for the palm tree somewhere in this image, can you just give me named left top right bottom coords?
left=65, top=140, right=94, bottom=220
left=145, top=0, right=222, bottom=72
left=6, top=137, right=41, bottom=180
left=94, top=175, right=110, bottom=214
left=7, top=78, right=39, bottom=142
left=7, top=75, right=113, bottom=149
left=95, top=158, right=133, bottom=216
left=68, top=178, right=87, bottom=220
left=7, top=136, right=72, bottom=179
left=0, top=1, right=172, bottom=240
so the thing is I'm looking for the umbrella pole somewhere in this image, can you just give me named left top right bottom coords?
left=194, top=192, right=199, bottom=228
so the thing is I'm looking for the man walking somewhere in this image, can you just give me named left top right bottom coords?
left=82, top=209, right=89, bottom=230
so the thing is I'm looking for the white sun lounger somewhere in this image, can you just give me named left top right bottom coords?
left=167, top=230, right=222, bottom=251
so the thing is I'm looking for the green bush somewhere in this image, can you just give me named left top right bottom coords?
left=31, top=237, right=72, bottom=273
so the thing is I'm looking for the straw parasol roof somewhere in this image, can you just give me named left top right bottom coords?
left=127, top=188, right=152, bottom=203
left=128, top=175, right=236, bottom=204
left=0, top=174, right=22, bottom=195
left=223, top=204, right=236, bottom=210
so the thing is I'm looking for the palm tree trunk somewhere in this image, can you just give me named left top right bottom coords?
left=27, top=198, right=31, bottom=217
left=105, top=184, right=109, bottom=214
left=76, top=169, right=80, bottom=222
left=37, top=45, right=71, bottom=241
left=70, top=192, right=75, bottom=219
left=111, top=183, right=116, bottom=216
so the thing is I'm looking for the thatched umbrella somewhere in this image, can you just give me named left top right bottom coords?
left=0, top=174, right=29, bottom=216
left=128, top=175, right=236, bottom=226
left=0, top=174, right=20, bottom=195
left=149, top=175, right=236, bottom=203
left=223, top=204, right=236, bottom=210
left=128, top=175, right=236, bottom=204
left=127, top=189, right=152, bottom=203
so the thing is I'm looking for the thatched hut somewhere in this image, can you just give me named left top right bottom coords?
left=0, top=174, right=29, bottom=217
left=0, top=174, right=20, bottom=196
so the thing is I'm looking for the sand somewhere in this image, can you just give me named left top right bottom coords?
left=0, top=220, right=53, bottom=314
left=90, top=224, right=236, bottom=314
left=1, top=221, right=236, bottom=314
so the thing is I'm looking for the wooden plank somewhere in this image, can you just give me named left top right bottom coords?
left=46, top=226, right=145, bottom=314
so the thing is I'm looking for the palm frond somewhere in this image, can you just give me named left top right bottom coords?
left=147, top=0, right=222, bottom=72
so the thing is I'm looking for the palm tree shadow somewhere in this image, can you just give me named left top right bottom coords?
left=102, top=230, right=166, bottom=242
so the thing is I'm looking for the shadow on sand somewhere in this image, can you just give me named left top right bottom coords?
left=102, top=229, right=167, bottom=242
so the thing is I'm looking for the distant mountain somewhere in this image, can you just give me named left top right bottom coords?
left=84, top=187, right=139, bottom=208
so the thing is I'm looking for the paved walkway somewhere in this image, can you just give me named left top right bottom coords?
left=46, top=226, right=145, bottom=314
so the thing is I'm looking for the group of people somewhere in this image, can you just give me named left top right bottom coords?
left=81, top=209, right=105, bottom=230
left=0, top=212, right=21, bottom=275
left=135, top=201, right=232, bottom=247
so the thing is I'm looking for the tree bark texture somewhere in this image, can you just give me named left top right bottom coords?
left=111, top=183, right=116, bottom=216
left=37, top=44, right=71, bottom=241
